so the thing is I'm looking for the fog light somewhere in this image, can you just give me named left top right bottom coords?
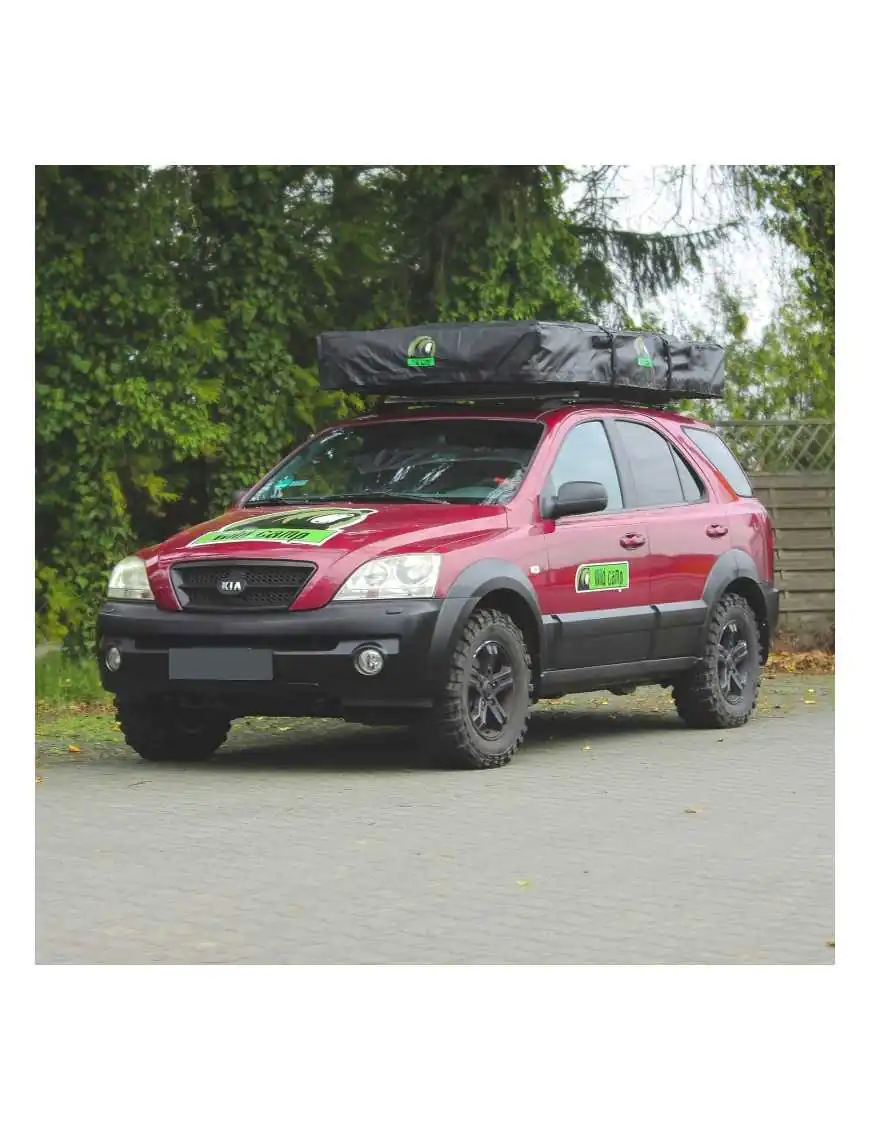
left=105, top=646, right=122, bottom=673
left=354, top=646, right=385, bottom=676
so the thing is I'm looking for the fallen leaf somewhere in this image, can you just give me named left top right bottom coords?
left=582, top=744, right=591, bottom=752
left=67, top=744, right=80, bottom=753
left=516, top=879, right=532, bottom=888
left=766, top=651, right=834, bottom=675
left=826, top=939, right=835, bottom=948
left=684, top=806, right=700, bottom=814
left=35, top=776, right=43, bottom=784
left=804, top=699, right=816, bottom=705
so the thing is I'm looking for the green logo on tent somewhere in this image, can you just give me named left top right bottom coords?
left=635, top=336, right=654, bottom=369
left=407, top=335, right=436, bottom=368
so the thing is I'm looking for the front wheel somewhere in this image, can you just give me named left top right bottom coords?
left=672, top=593, right=762, bottom=728
left=425, top=608, right=532, bottom=769
left=115, top=697, right=231, bottom=761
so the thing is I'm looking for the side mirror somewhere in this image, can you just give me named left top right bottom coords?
left=231, top=488, right=250, bottom=508
left=542, top=480, right=608, bottom=520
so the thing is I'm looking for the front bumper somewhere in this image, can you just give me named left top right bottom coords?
left=97, top=598, right=467, bottom=714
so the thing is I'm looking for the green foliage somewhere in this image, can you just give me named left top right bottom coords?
left=36, top=650, right=109, bottom=707
left=35, top=164, right=744, bottom=649
left=36, top=166, right=230, bottom=652
left=748, top=165, right=834, bottom=327
left=683, top=278, right=833, bottom=424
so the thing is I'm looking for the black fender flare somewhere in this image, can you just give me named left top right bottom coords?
left=701, top=549, right=774, bottom=658
left=702, top=548, right=762, bottom=607
left=426, top=560, right=545, bottom=685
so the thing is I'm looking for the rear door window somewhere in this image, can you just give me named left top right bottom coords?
left=683, top=427, right=753, bottom=497
left=613, top=420, right=685, bottom=507
left=673, top=447, right=704, bottom=502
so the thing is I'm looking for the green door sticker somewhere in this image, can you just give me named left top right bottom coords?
left=189, top=507, right=375, bottom=547
left=576, top=561, right=630, bottom=593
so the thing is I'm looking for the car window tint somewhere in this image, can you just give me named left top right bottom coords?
left=549, top=421, right=623, bottom=511
left=684, top=427, right=754, bottom=497
left=614, top=420, right=684, bottom=507
left=673, top=447, right=703, bottom=502
left=247, top=418, right=544, bottom=506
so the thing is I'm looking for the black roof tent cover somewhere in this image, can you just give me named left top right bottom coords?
left=316, top=321, right=725, bottom=403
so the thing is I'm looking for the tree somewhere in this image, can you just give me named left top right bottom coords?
left=748, top=165, right=834, bottom=328
left=36, top=166, right=227, bottom=649
left=36, top=164, right=737, bottom=649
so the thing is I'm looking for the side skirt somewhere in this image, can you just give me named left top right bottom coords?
left=538, top=656, right=698, bottom=697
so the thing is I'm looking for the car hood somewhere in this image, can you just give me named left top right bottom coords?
left=147, top=502, right=508, bottom=610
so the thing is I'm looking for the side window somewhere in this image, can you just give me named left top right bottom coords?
left=613, top=420, right=684, bottom=507
left=673, top=447, right=704, bottom=502
left=549, top=420, right=623, bottom=511
left=683, top=427, right=754, bottom=497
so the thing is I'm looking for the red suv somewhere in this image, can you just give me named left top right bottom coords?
left=97, top=397, right=778, bottom=770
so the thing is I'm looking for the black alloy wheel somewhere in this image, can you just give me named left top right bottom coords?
left=467, top=640, right=517, bottom=740
left=717, top=618, right=752, bottom=704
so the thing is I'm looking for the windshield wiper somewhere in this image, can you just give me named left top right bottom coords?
left=244, top=491, right=461, bottom=508
left=289, top=492, right=451, bottom=506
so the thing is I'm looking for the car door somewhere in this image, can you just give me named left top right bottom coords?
left=608, top=418, right=726, bottom=661
left=539, top=419, right=653, bottom=671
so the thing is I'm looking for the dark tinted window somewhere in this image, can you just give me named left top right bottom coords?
left=549, top=421, right=623, bottom=511
left=684, top=427, right=753, bottom=497
left=248, top=418, right=544, bottom=506
left=673, top=448, right=704, bottom=502
left=614, top=420, right=684, bottom=507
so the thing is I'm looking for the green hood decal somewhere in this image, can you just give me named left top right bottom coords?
left=189, top=507, right=376, bottom=547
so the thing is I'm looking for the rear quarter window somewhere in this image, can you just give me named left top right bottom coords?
left=683, top=427, right=754, bottom=497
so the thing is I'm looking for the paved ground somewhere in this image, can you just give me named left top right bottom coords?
left=35, top=677, right=834, bottom=964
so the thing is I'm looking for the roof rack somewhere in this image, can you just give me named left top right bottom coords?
left=369, top=389, right=679, bottom=413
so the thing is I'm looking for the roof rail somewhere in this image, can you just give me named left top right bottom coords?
left=369, top=390, right=679, bottom=413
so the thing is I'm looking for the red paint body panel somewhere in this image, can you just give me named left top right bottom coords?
left=135, top=403, right=774, bottom=620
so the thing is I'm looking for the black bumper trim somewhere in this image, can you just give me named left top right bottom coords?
left=97, top=598, right=457, bottom=709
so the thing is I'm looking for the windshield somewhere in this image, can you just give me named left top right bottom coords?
left=247, top=418, right=544, bottom=507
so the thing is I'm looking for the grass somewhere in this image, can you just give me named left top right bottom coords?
left=36, top=650, right=109, bottom=710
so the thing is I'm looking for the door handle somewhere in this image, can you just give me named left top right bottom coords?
left=706, top=524, right=728, bottom=538
left=620, top=533, right=647, bottom=549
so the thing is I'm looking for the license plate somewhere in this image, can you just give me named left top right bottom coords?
left=168, top=648, right=273, bottom=681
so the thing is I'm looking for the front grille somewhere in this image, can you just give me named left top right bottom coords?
left=172, top=561, right=316, bottom=612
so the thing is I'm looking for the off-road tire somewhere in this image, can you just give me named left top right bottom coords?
left=115, top=697, right=231, bottom=762
left=425, top=608, right=532, bottom=770
left=672, top=593, right=762, bottom=729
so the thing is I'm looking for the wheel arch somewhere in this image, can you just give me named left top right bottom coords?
left=430, top=560, right=545, bottom=692
left=702, top=550, right=773, bottom=663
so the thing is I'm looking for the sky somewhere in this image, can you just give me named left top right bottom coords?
left=568, top=165, right=791, bottom=341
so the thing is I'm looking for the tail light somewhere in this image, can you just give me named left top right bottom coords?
left=764, top=512, right=776, bottom=584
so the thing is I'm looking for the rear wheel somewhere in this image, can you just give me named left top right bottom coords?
left=425, top=608, right=532, bottom=769
left=115, top=697, right=231, bottom=762
left=672, top=593, right=762, bottom=728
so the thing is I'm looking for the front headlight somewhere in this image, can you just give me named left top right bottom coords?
left=107, top=556, right=154, bottom=601
left=333, top=554, right=441, bottom=600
